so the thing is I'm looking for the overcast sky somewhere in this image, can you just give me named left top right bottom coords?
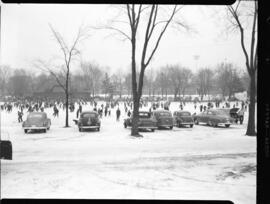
left=1, top=2, right=255, bottom=75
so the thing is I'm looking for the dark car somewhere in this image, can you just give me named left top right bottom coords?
left=76, top=111, right=101, bottom=132
left=0, top=132, right=12, bottom=160
left=22, top=112, right=51, bottom=133
left=193, top=109, right=235, bottom=128
left=218, top=108, right=244, bottom=124
left=152, top=110, right=173, bottom=129
left=124, top=111, right=157, bottom=132
left=173, top=111, right=194, bottom=128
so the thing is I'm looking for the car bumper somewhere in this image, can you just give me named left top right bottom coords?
left=23, top=127, right=47, bottom=130
left=218, top=122, right=232, bottom=126
left=79, top=126, right=100, bottom=129
left=138, top=126, right=157, bottom=129
left=158, top=124, right=173, bottom=127
left=178, top=122, right=194, bottom=125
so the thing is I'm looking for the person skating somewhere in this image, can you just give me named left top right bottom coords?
left=116, top=107, right=121, bottom=121
left=18, top=110, right=23, bottom=123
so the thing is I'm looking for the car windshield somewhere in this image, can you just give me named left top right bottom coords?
left=28, top=114, right=44, bottom=119
left=82, top=113, right=97, bottom=118
left=230, top=108, right=240, bottom=113
left=139, top=112, right=151, bottom=118
left=156, top=112, right=171, bottom=117
left=178, top=112, right=191, bottom=116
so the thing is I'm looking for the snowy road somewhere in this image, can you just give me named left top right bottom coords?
left=1, top=102, right=256, bottom=203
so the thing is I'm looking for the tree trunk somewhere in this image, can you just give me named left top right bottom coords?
left=65, top=90, right=69, bottom=127
left=246, top=72, right=256, bottom=136
left=131, top=97, right=140, bottom=136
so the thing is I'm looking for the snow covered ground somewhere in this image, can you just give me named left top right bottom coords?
left=1, top=101, right=256, bottom=204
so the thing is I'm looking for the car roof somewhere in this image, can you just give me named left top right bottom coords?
left=28, top=112, right=46, bottom=115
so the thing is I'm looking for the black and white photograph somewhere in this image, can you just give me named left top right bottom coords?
left=1, top=1, right=257, bottom=204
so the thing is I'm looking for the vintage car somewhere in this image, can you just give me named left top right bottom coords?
left=124, top=111, right=157, bottom=132
left=22, top=112, right=51, bottom=133
left=217, top=108, right=245, bottom=124
left=193, top=109, right=235, bottom=128
left=0, top=132, right=12, bottom=160
left=76, top=111, right=101, bottom=132
left=173, top=111, right=194, bottom=128
left=152, top=110, right=174, bottom=129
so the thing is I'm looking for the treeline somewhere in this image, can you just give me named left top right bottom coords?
left=0, top=62, right=251, bottom=100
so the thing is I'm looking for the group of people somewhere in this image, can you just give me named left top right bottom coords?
left=0, top=95, right=250, bottom=125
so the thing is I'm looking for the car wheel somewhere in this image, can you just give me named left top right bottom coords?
left=225, top=124, right=230, bottom=128
left=178, top=122, right=181, bottom=128
left=151, top=129, right=155, bottom=132
left=97, top=127, right=100, bottom=131
left=79, top=128, right=82, bottom=132
left=44, top=129, right=47, bottom=133
left=190, top=124, right=193, bottom=128
left=124, top=123, right=127, bottom=128
left=1, top=141, right=12, bottom=160
left=170, top=126, right=173, bottom=130
left=194, top=119, right=199, bottom=125
left=24, top=129, right=28, bottom=134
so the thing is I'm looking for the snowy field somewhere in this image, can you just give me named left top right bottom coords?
left=1, top=101, right=256, bottom=204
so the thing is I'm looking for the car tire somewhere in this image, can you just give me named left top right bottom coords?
left=194, top=119, right=199, bottom=125
left=79, top=128, right=82, bottom=132
left=1, top=141, right=12, bottom=160
left=170, top=126, right=173, bottom=130
left=225, top=124, right=230, bottom=128
left=44, top=129, right=47, bottom=133
left=190, top=124, right=193, bottom=128
left=124, top=123, right=127, bottom=128
left=97, top=127, right=100, bottom=131
left=151, top=129, right=155, bottom=132
left=24, top=129, right=28, bottom=134
left=178, top=122, right=181, bottom=128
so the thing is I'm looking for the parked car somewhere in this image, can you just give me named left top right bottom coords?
left=152, top=110, right=174, bottom=129
left=193, top=109, right=235, bottom=128
left=75, top=111, right=101, bottom=132
left=0, top=132, right=12, bottom=160
left=22, top=112, right=51, bottom=133
left=173, top=111, right=194, bottom=128
left=217, top=108, right=244, bottom=124
left=124, top=111, right=157, bottom=132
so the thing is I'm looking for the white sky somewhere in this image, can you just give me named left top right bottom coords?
left=1, top=2, right=255, bottom=74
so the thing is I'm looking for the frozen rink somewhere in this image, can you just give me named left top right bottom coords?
left=1, top=101, right=256, bottom=204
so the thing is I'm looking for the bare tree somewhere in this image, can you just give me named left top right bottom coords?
left=35, top=25, right=89, bottom=127
left=0, top=65, right=11, bottom=96
left=216, top=62, right=244, bottom=99
left=99, top=4, right=186, bottom=136
left=168, top=65, right=181, bottom=100
left=226, top=0, right=257, bottom=136
left=196, top=68, right=214, bottom=101
left=80, top=61, right=103, bottom=97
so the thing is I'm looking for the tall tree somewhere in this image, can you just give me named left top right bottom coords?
left=226, top=0, right=257, bottom=136
left=35, top=25, right=88, bottom=127
left=100, top=4, right=187, bottom=136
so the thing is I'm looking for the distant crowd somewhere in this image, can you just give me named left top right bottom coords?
left=0, top=96, right=249, bottom=123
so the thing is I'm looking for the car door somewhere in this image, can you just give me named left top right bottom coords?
left=199, top=111, right=207, bottom=123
